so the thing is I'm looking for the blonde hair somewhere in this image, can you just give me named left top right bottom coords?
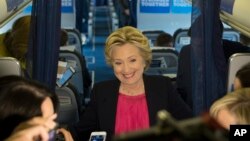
left=104, top=26, right=152, bottom=69
left=210, top=88, right=250, bottom=124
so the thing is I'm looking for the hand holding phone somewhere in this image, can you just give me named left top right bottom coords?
left=89, top=131, right=107, bottom=141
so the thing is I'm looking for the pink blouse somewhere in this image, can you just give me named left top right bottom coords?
left=115, top=93, right=150, bottom=135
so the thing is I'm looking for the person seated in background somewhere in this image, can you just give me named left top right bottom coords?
left=210, top=88, right=250, bottom=130
left=4, top=116, right=57, bottom=141
left=60, top=28, right=69, bottom=46
left=234, top=62, right=250, bottom=90
left=59, top=26, right=192, bottom=141
left=176, top=21, right=250, bottom=110
left=2, top=15, right=31, bottom=67
left=1, top=15, right=68, bottom=70
left=0, top=75, right=59, bottom=140
left=155, top=32, right=173, bottom=47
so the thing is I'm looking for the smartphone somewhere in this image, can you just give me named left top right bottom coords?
left=89, top=131, right=107, bottom=141
left=48, top=130, right=56, bottom=141
left=56, top=67, right=75, bottom=87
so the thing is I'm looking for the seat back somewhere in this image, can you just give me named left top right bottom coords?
left=56, top=86, right=79, bottom=125
left=145, top=48, right=178, bottom=78
left=173, top=28, right=190, bottom=52
left=227, top=53, right=250, bottom=92
left=67, top=83, right=84, bottom=114
left=64, top=28, right=83, bottom=54
left=152, top=49, right=178, bottom=68
left=59, top=50, right=92, bottom=106
left=142, top=30, right=166, bottom=47
left=0, top=57, right=21, bottom=77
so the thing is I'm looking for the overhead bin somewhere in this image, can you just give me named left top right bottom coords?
left=0, top=0, right=31, bottom=28
left=220, top=0, right=250, bottom=37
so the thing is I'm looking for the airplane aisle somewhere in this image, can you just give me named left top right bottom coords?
left=83, top=5, right=115, bottom=85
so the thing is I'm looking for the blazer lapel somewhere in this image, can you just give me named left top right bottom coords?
left=99, top=80, right=120, bottom=137
left=143, top=75, right=166, bottom=126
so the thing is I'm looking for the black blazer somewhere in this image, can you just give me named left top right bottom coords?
left=68, top=75, right=192, bottom=141
left=176, top=45, right=192, bottom=109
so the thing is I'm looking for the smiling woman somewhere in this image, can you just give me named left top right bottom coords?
left=110, top=43, right=146, bottom=95
left=59, top=26, right=193, bottom=141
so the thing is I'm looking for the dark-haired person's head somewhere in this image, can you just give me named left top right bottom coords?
left=60, top=29, right=68, bottom=46
left=0, top=75, right=58, bottom=140
left=234, top=63, right=250, bottom=90
left=155, top=32, right=173, bottom=47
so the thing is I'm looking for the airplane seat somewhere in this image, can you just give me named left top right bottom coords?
left=67, top=83, right=85, bottom=115
left=59, top=50, right=92, bottom=107
left=56, top=86, right=79, bottom=125
left=173, top=28, right=190, bottom=52
left=152, top=49, right=179, bottom=68
left=227, top=53, right=250, bottom=92
left=142, top=30, right=166, bottom=46
left=145, top=48, right=179, bottom=77
left=64, top=28, right=83, bottom=54
left=0, top=57, right=22, bottom=77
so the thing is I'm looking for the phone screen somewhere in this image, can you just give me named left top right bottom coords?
left=56, top=67, right=75, bottom=87
left=48, top=130, right=56, bottom=141
left=90, top=135, right=105, bottom=141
